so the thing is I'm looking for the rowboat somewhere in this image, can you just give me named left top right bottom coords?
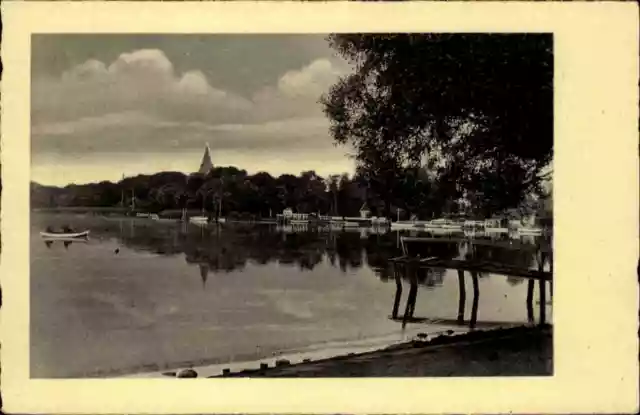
left=40, top=230, right=90, bottom=239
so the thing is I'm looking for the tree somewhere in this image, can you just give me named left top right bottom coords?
left=326, top=175, right=341, bottom=216
left=321, top=34, right=553, bottom=217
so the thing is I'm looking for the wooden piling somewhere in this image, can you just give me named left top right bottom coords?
left=549, top=251, right=554, bottom=298
left=457, top=269, right=466, bottom=325
left=526, top=279, right=535, bottom=323
left=392, top=264, right=404, bottom=319
left=539, top=279, right=547, bottom=325
left=402, top=260, right=419, bottom=328
left=470, top=271, right=479, bottom=329
left=538, top=252, right=547, bottom=325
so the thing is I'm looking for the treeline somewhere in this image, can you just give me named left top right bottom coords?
left=32, top=167, right=367, bottom=218
left=31, top=165, right=552, bottom=221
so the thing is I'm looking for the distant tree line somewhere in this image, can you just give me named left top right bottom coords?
left=31, top=163, right=551, bottom=221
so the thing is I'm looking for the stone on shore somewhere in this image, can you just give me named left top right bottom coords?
left=275, top=359, right=291, bottom=367
left=176, top=368, right=198, bottom=378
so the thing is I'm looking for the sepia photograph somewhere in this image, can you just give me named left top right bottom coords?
left=1, top=2, right=638, bottom=414
left=29, top=33, right=554, bottom=379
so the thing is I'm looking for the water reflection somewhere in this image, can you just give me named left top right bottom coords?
left=43, top=218, right=553, bottom=290
left=43, top=239, right=87, bottom=249
left=32, top=216, right=555, bottom=377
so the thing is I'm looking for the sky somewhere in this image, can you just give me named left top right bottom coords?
left=30, top=35, right=356, bottom=186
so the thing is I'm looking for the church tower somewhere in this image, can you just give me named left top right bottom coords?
left=197, top=143, right=214, bottom=174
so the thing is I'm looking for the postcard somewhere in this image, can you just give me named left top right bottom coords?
left=1, top=1, right=638, bottom=413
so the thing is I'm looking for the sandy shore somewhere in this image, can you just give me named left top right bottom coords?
left=143, top=325, right=551, bottom=379
left=206, top=325, right=552, bottom=377
left=121, top=326, right=468, bottom=378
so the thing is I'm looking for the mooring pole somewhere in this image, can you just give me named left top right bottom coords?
left=526, top=278, right=535, bottom=323
left=457, top=269, right=466, bottom=325
left=392, top=264, right=403, bottom=319
left=469, top=271, right=480, bottom=329
left=539, top=252, right=547, bottom=325
left=402, top=260, right=419, bottom=328
left=549, top=251, right=554, bottom=298
left=539, top=279, right=547, bottom=326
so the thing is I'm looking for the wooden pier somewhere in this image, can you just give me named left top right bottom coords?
left=389, top=256, right=552, bottom=281
left=389, top=250, right=553, bottom=329
left=399, top=236, right=553, bottom=255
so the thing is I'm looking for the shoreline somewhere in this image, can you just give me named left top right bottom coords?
left=118, top=324, right=551, bottom=379
left=213, top=324, right=553, bottom=378
left=116, top=325, right=467, bottom=379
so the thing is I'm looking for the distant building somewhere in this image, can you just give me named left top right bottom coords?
left=197, top=143, right=214, bottom=174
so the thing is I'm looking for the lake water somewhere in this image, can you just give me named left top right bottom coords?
left=30, top=213, right=553, bottom=378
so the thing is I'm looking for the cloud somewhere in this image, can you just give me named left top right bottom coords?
left=31, top=49, right=348, bottom=158
left=277, top=58, right=344, bottom=99
left=31, top=111, right=178, bottom=137
left=32, top=49, right=251, bottom=126
left=32, top=113, right=339, bottom=157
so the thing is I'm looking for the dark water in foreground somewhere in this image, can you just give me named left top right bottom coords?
left=31, top=213, right=552, bottom=378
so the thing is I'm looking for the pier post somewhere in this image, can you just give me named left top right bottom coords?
left=392, top=264, right=404, bottom=319
left=539, top=279, right=547, bottom=325
left=469, top=271, right=479, bottom=329
left=549, top=251, right=554, bottom=298
left=402, top=260, right=419, bottom=328
left=457, top=269, right=466, bottom=325
left=526, top=279, right=535, bottom=323
left=538, top=252, right=547, bottom=325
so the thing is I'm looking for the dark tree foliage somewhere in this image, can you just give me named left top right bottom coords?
left=31, top=168, right=366, bottom=219
left=321, top=33, right=553, bottom=217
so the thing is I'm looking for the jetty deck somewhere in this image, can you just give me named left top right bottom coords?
left=389, top=256, right=552, bottom=281
left=399, top=235, right=553, bottom=254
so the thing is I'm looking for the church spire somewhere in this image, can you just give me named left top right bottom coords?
left=198, top=143, right=214, bottom=174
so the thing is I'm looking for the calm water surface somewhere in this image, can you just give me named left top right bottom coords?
left=31, top=213, right=552, bottom=378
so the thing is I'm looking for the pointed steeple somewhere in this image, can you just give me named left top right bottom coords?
left=198, top=143, right=214, bottom=174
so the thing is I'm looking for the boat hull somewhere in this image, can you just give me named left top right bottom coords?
left=40, top=230, right=90, bottom=239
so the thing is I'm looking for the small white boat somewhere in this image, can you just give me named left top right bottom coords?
left=518, top=227, right=543, bottom=236
left=189, top=216, right=209, bottom=226
left=189, top=216, right=209, bottom=224
left=40, top=230, right=90, bottom=239
left=425, top=219, right=462, bottom=230
left=390, top=222, right=418, bottom=231
left=463, top=220, right=486, bottom=229
left=341, top=221, right=360, bottom=227
left=485, top=227, right=509, bottom=234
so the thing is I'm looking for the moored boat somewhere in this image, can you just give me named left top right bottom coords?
left=517, top=227, right=544, bottom=236
left=485, top=227, right=509, bottom=234
left=40, top=230, right=90, bottom=239
left=189, top=216, right=209, bottom=224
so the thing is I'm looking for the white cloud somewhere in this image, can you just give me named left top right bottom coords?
left=31, top=50, right=348, bottom=159
left=31, top=111, right=178, bottom=137
left=32, top=49, right=251, bottom=126
left=277, top=58, right=344, bottom=98
left=107, top=49, right=173, bottom=79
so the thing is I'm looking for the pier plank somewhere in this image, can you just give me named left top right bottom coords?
left=389, top=257, right=552, bottom=281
